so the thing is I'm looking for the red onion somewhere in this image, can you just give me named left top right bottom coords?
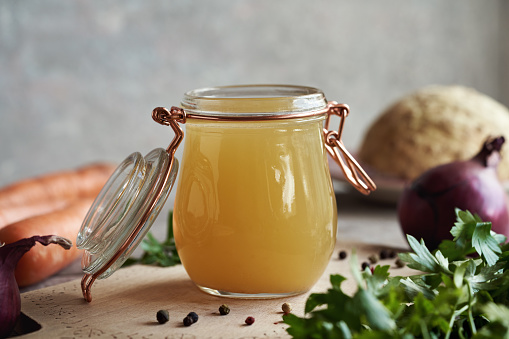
left=398, top=136, right=509, bottom=249
left=0, top=235, right=71, bottom=338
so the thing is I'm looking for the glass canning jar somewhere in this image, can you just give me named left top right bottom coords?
left=77, top=84, right=375, bottom=302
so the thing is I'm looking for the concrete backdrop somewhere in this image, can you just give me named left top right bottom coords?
left=1, top=0, right=508, bottom=235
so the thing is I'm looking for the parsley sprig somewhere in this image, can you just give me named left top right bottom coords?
left=284, top=208, right=509, bottom=338
left=123, top=211, right=180, bottom=267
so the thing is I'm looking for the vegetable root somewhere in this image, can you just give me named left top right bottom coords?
left=0, top=163, right=115, bottom=219
left=0, top=200, right=69, bottom=230
left=0, top=162, right=115, bottom=230
left=0, top=198, right=95, bottom=287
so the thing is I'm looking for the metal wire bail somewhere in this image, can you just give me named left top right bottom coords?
left=323, top=102, right=376, bottom=195
left=152, top=106, right=186, bottom=156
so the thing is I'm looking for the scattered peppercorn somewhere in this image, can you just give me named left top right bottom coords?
left=395, top=258, right=405, bottom=268
left=368, top=254, right=379, bottom=264
left=282, top=302, right=292, bottom=314
left=380, top=249, right=397, bottom=259
left=156, top=309, right=169, bottom=324
left=361, top=261, right=370, bottom=270
left=183, top=315, right=194, bottom=327
left=219, top=304, right=230, bottom=315
left=245, top=316, right=255, bottom=325
left=338, top=250, right=347, bottom=260
left=187, top=312, right=199, bottom=323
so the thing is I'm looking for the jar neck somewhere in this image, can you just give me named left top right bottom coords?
left=181, top=84, right=328, bottom=120
left=184, top=114, right=326, bottom=129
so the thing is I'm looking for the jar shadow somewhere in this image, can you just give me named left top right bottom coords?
left=98, top=274, right=208, bottom=305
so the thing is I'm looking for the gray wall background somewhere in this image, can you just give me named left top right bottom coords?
left=1, top=1, right=508, bottom=232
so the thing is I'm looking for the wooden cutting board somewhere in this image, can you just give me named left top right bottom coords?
left=17, top=240, right=412, bottom=338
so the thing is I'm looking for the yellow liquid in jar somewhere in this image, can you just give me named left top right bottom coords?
left=173, top=116, right=337, bottom=295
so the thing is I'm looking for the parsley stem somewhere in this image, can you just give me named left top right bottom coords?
left=420, top=320, right=431, bottom=339
left=466, top=280, right=477, bottom=335
left=445, top=305, right=468, bottom=339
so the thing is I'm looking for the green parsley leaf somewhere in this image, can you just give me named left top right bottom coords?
left=284, top=209, right=509, bottom=338
left=353, top=289, right=396, bottom=331
left=398, top=235, right=451, bottom=274
left=399, top=276, right=436, bottom=300
left=472, top=222, right=502, bottom=267
left=475, top=302, right=509, bottom=338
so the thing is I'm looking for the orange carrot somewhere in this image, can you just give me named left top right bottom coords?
left=0, top=200, right=70, bottom=230
left=0, top=162, right=115, bottom=230
left=0, top=198, right=94, bottom=287
left=0, top=162, right=115, bottom=208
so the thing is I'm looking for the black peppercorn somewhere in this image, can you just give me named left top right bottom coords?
left=379, top=249, right=389, bottom=259
left=219, top=304, right=230, bottom=315
left=245, top=316, right=255, bottom=325
left=187, top=312, right=199, bottom=323
left=338, top=250, right=347, bottom=260
left=361, top=261, right=370, bottom=270
left=156, top=309, right=169, bottom=324
left=183, top=315, right=194, bottom=326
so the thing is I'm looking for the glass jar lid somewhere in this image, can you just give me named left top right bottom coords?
left=79, top=105, right=184, bottom=302
left=77, top=148, right=178, bottom=301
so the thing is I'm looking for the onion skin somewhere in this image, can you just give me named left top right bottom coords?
left=0, top=235, right=71, bottom=338
left=398, top=137, right=509, bottom=250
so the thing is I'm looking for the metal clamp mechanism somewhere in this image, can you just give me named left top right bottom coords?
left=323, top=102, right=376, bottom=195
left=152, top=106, right=186, bottom=156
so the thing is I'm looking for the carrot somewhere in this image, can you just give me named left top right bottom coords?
left=0, top=200, right=70, bottom=230
left=0, top=162, right=116, bottom=208
left=0, top=162, right=115, bottom=230
left=0, top=198, right=95, bottom=287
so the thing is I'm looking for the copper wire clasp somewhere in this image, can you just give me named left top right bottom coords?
left=152, top=106, right=186, bottom=156
left=323, top=102, right=376, bottom=195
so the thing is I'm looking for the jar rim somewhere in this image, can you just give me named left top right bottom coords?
left=181, top=84, right=328, bottom=118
